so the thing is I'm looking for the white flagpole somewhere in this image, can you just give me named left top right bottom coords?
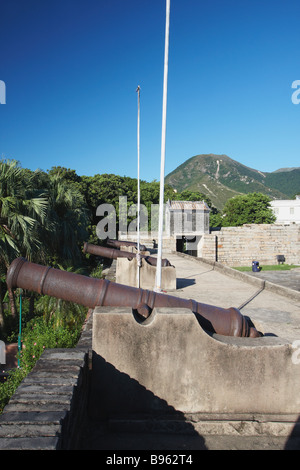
left=155, top=0, right=171, bottom=292
left=136, top=85, right=141, bottom=288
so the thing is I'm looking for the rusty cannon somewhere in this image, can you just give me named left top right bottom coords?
left=107, top=239, right=147, bottom=252
left=83, top=242, right=173, bottom=268
left=6, top=257, right=262, bottom=338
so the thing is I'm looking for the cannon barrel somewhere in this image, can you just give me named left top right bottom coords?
left=107, top=239, right=147, bottom=252
left=6, top=257, right=262, bottom=338
left=83, top=242, right=172, bottom=267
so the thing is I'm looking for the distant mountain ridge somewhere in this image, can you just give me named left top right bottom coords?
left=165, top=154, right=300, bottom=210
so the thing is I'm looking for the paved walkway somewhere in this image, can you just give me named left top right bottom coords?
left=162, top=252, right=300, bottom=343
left=247, top=268, right=300, bottom=292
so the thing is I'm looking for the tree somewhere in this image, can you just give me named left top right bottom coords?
left=43, top=173, right=90, bottom=265
left=0, top=160, right=48, bottom=317
left=0, top=161, right=90, bottom=323
left=48, top=166, right=82, bottom=185
left=171, top=189, right=224, bottom=228
left=222, top=192, right=276, bottom=227
left=173, top=190, right=211, bottom=205
left=34, top=264, right=88, bottom=329
left=0, top=160, right=48, bottom=265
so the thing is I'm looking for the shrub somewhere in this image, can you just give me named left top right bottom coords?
left=20, top=317, right=81, bottom=371
left=0, top=368, right=27, bottom=414
left=0, top=316, right=82, bottom=414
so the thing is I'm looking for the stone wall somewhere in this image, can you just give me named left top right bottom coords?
left=116, top=257, right=176, bottom=290
left=119, top=231, right=176, bottom=252
left=201, top=224, right=300, bottom=267
left=0, top=313, right=93, bottom=450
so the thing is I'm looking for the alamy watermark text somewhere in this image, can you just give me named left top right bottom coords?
left=291, top=80, right=300, bottom=104
left=0, top=80, right=6, bottom=104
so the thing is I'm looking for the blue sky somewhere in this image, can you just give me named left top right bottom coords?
left=0, top=0, right=299, bottom=182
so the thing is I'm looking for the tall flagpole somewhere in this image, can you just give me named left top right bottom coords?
left=155, top=0, right=171, bottom=292
left=136, top=85, right=141, bottom=288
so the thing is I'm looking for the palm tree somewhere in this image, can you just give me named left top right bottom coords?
left=44, top=173, right=90, bottom=265
left=0, top=160, right=49, bottom=317
left=35, top=264, right=88, bottom=329
left=0, top=160, right=48, bottom=262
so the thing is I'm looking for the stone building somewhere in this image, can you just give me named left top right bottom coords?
left=165, top=199, right=210, bottom=254
left=119, top=199, right=210, bottom=254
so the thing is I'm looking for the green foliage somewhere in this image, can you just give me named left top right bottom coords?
left=172, top=189, right=211, bottom=204
left=0, top=368, right=27, bottom=414
left=234, top=264, right=297, bottom=271
left=0, top=159, right=48, bottom=266
left=35, top=295, right=87, bottom=329
left=0, top=317, right=81, bottom=414
left=80, top=174, right=138, bottom=225
left=222, top=192, right=276, bottom=226
left=264, top=169, right=300, bottom=198
left=1, top=291, right=31, bottom=343
left=0, top=160, right=90, bottom=271
left=25, top=265, right=87, bottom=331
left=20, top=317, right=81, bottom=370
left=79, top=174, right=176, bottom=227
left=209, top=211, right=223, bottom=228
left=89, top=264, right=103, bottom=279
left=44, top=174, right=89, bottom=264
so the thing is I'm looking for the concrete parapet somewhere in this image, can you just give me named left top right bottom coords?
left=1, top=304, right=300, bottom=449
left=118, top=231, right=177, bottom=252
left=119, top=245, right=150, bottom=256
left=173, top=251, right=300, bottom=303
left=91, top=306, right=300, bottom=438
left=116, top=257, right=176, bottom=290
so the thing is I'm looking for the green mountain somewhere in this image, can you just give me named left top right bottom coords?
left=165, top=154, right=300, bottom=210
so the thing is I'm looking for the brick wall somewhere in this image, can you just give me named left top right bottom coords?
left=201, top=224, right=300, bottom=267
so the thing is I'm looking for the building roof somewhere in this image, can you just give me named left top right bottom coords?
left=166, top=200, right=210, bottom=211
left=270, top=199, right=300, bottom=207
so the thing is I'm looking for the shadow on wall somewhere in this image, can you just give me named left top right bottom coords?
left=80, top=354, right=208, bottom=450
left=285, top=416, right=300, bottom=450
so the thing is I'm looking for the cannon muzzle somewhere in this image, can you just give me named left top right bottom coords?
left=6, top=257, right=262, bottom=338
left=107, top=239, right=147, bottom=252
left=83, top=242, right=172, bottom=267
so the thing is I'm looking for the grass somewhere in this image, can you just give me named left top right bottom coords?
left=233, top=264, right=299, bottom=272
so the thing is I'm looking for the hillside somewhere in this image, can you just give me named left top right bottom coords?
left=264, top=168, right=300, bottom=197
left=165, top=154, right=300, bottom=210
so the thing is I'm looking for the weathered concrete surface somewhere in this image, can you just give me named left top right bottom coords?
left=246, top=267, right=300, bottom=293
left=116, top=257, right=176, bottom=290
left=167, top=252, right=300, bottom=343
left=85, top=251, right=300, bottom=450
left=85, top=305, right=300, bottom=450
left=91, top=307, right=300, bottom=417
